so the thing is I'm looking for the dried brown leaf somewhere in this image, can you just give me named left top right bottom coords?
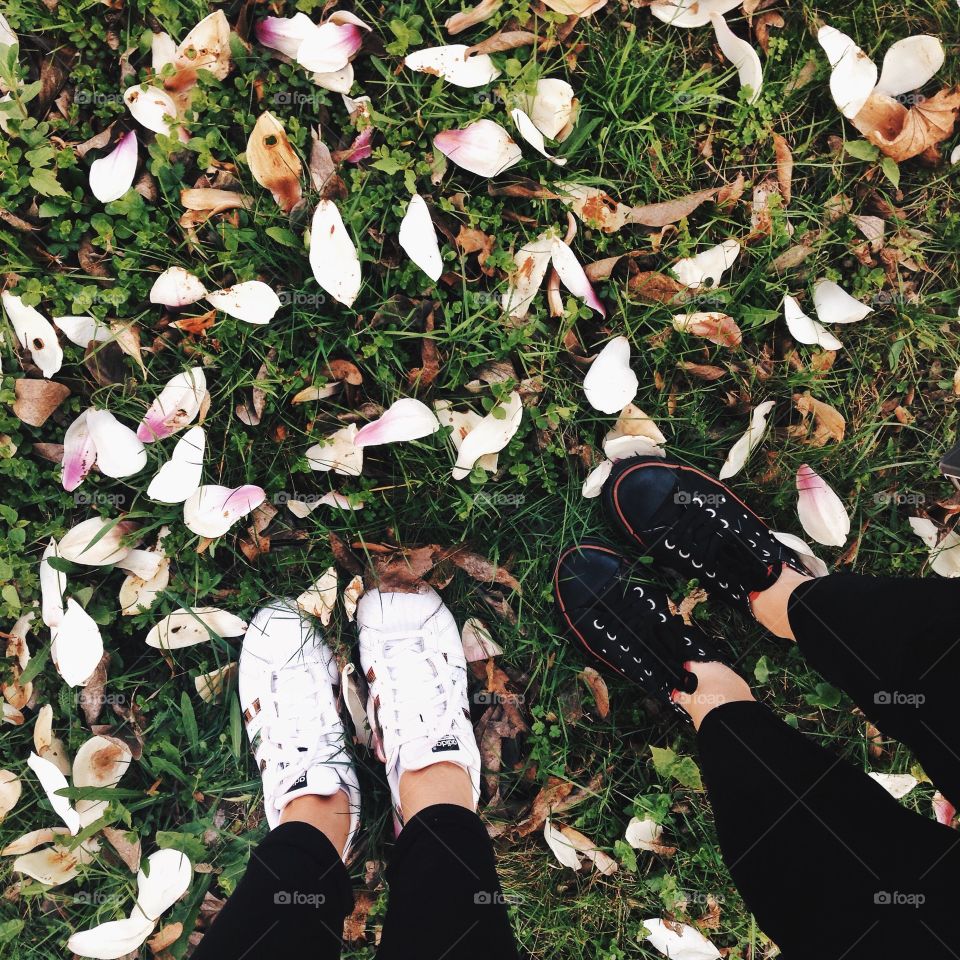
left=13, top=379, right=70, bottom=427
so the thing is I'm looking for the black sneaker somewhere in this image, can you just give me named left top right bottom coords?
left=553, top=539, right=726, bottom=711
left=602, top=456, right=807, bottom=615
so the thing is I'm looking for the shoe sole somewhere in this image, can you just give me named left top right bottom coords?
left=553, top=537, right=632, bottom=679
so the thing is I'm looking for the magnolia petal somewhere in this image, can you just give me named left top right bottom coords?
left=256, top=13, right=317, bottom=58
left=183, top=484, right=266, bottom=538
left=147, top=426, right=204, bottom=504
left=52, top=599, right=104, bottom=688
left=296, top=567, right=338, bottom=625
left=175, top=10, right=232, bottom=81
left=62, top=410, right=98, bottom=494
left=672, top=311, right=742, bottom=348
left=0, top=769, right=21, bottom=821
left=550, top=238, right=605, bottom=315
left=313, top=63, right=355, bottom=93
left=583, top=337, right=639, bottom=415
left=309, top=199, right=362, bottom=306
left=287, top=492, right=364, bottom=516
left=205, top=281, right=281, bottom=325
left=643, top=919, right=721, bottom=959
left=246, top=112, right=304, bottom=213
left=718, top=400, right=775, bottom=481
left=435, top=401, right=498, bottom=473
left=149, top=267, right=208, bottom=308
left=650, top=0, right=740, bottom=28
left=518, top=78, right=576, bottom=140
left=307, top=423, right=364, bottom=476
left=460, top=617, right=502, bottom=661
left=137, top=368, right=207, bottom=442
left=544, top=817, right=583, bottom=870
left=582, top=459, right=614, bottom=498
left=709, top=13, right=762, bottom=104
left=817, top=25, right=877, bottom=120
left=625, top=816, right=664, bottom=851
left=14, top=845, right=81, bottom=887
left=1, top=291, right=63, bottom=379
left=434, top=119, right=522, bottom=178
left=152, top=31, right=177, bottom=71
left=27, top=752, right=80, bottom=835
left=73, top=736, right=132, bottom=824
left=399, top=194, right=443, bottom=282
left=3, top=826, right=69, bottom=856
left=67, top=915, right=156, bottom=960
left=604, top=434, right=665, bottom=461
left=907, top=517, right=960, bottom=578
left=123, top=84, right=178, bottom=136
left=135, top=848, right=193, bottom=920
left=452, top=391, right=522, bottom=480
left=195, top=662, right=238, bottom=703
left=404, top=44, right=500, bottom=88
left=501, top=232, right=553, bottom=320
left=770, top=530, right=829, bottom=578
left=53, top=315, right=111, bottom=347
left=40, top=539, right=66, bottom=629
left=119, top=532, right=171, bottom=616
left=296, top=21, right=364, bottom=74
left=812, top=279, right=872, bottom=324
left=86, top=409, right=147, bottom=479
left=0, top=12, right=16, bottom=47
left=783, top=294, right=843, bottom=351
left=672, top=240, right=740, bottom=289
left=510, top=108, right=567, bottom=165
left=354, top=398, right=440, bottom=448
left=796, top=464, right=850, bottom=547
left=89, top=131, right=138, bottom=204
left=875, top=35, right=944, bottom=99
left=115, top=548, right=163, bottom=581
left=60, top=518, right=138, bottom=566
left=868, top=771, right=918, bottom=799
left=145, top=607, right=247, bottom=650
left=540, top=0, right=607, bottom=13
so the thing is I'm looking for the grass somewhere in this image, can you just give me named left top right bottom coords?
left=1, top=0, right=959, bottom=956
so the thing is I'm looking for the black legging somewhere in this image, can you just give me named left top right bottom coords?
left=698, top=574, right=960, bottom=958
left=189, top=803, right=519, bottom=960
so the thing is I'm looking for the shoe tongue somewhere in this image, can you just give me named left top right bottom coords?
left=275, top=763, right=342, bottom=813
left=398, top=733, right=468, bottom=774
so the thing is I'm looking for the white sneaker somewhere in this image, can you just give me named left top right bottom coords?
left=357, top=587, right=481, bottom=825
left=239, top=600, right=361, bottom=858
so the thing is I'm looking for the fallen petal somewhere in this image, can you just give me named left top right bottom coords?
left=718, top=400, right=775, bottom=480
left=62, top=409, right=97, bottom=492
left=650, top=0, right=740, bottom=28
left=796, top=464, right=850, bottom=547
left=907, top=517, right=960, bottom=578
left=67, top=915, right=156, bottom=960
left=183, top=484, right=266, bottom=538
left=51, top=599, right=105, bottom=688
left=672, top=311, right=741, bottom=348
left=1, top=291, right=63, bottom=379
left=59, top=517, right=138, bottom=566
left=812, top=279, right=872, bottom=324
left=89, top=131, right=138, bottom=204
left=353, top=398, right=440, bottom=448
left=672, top=240, right=740, bottom=289
left=583, top=337, right=639, bottom=415
left=550, top=238, right=605, bottom=315
left=27, top=752, right=80, bottom=835
left=452, top=391, right=522, bottom=480
left=147, top=426, right=205, bottom=503
left=123, top=84, right=178, bottom=136
left=137, top=367, right=207, bottom=441
left=206, top=280, right=281, bottom=325
left=306, top=423, right=364, bottom=476
left=770, top=530, right=829, bottom=578
left=296, top=21, right=364, bottom=74
left=145, top=607, right=247, bottom=650
left=875, top=35, right=944, bottom=99
left=510, top=107, right=567, bottom=165
left=256, top=12, right=317, bottom=59
left=642, top=918, right=721, bottom=959
left=405, top=45, right=501, bottom=88
left=434, top=119, right=522, bottom=178
left=582, top=459, right=613, bottom=498
left=710, top=13, right=762, bottom=104
left=868, top=771, right=918, bottom=799
left=53, top=315, right=111, bottom=346
left=246, top=112, right=303, bottom=213
left=86, top=409, right=147, bottom=479
left=501, top=231, right=553, bottom=320
left=783, top=294, right=843, bottom=351
left=296, top=567, right=338, bottom=625
left=309, top=199, right=362, bottom=306
left=399, top=194, right=443, bottom=282
left=517, top=78, right=576, bottom=140
left=149, top=267, right=208, bottom=308
left=817, top=25, right=877, bottom=120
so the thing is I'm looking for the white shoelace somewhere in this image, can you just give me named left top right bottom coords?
left=378, top=630, right=460, bottom=748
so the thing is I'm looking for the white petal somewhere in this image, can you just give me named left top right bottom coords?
left=86, top=409, right=147, bottom=479
left=583, top=337, right=639, bottom=415
left=544, top=818, right=583, bottom=870
left=649, top=0, right=741, bottom=28
left=434, top=119, right=522, bottom=178
left=709, top=13, right=762, bottom=104
left=62, top=409, right=97, bottom=492
left=296, top=21, right=364, bottom=74
left=89, top=131, right=138, bottom=204
left=67, top=916, right=156, bottom=960
left=13, top=845, right=81, bottom=887
left=582, top=459, right=613, bottom=498
left=796, top=464, right=850, bottom=547
left=510, top=108, right=567, bottom=165
left=770, top=530, right=829, bottom=578
left=783, top=294, right=843, bottom=351
left=460, top=617, right=502, bottom=661
left=145, top=607, right=247, bottom=650
left=51, top=599, right=104, bottom=688
left=0, top=769, right=21, bottom=821
left=435, top=401, right=498, bottom=473
left=60, top=517, right=138, bottom=566
left=309, top=199, right=362, bottom=307
left=306, top=423, right=363, bottom=476
left=517, top=78, right=576, bottom=140
left=718, top=400, right=774, bottom=480
left=550, top=238, right=605, bottom=315
left=0, top=12, right=16, bottom=47
left=399, top=194, right=443, bottom=281
left=287, top=492, right=364, bottom=515
left=115, top=548, right=163, bottom=580
left=152, top=31, right=177, bottom=71
left=875, top=35, right=943, bottom=98
left=256, top=13, right=317, bottom=58
left=183, top=484, right=266, bottom=538
left=147, top=426, right=204, bottom=503
left=149, top=267, right=208, bottom=308
left=642, top=918, right=721, bottom=959
left=625, top=816, right=663, bottom=851
left=27, top=752, right=80, bottom=835
left=206, top=280, right=281, bottom=325
left=501, top=231, right=554, bottom=320
left=138, top=367, right=207, bottom=441
left=40, top=538, right=66, bottom=629
left=603, top=434, right=665, bottom=461
left=404, top=45, right=500, bottom=88
left=868, top=771, right=918, bottom=799
left=1, top=291, right=63, bottom=379
left=812, top=279, right=872, bottom=324
left=296, top=567, right=338, bottom=625
left=353, top=398, right=440, bottom=448
left=672, top=240, right=740, bottom=289
left=817, top=25, right=877, bottom=120
left=53, top=315, right=111, bottom=346
left=174, top=9, right=232, bottom=81
left=908, top=517, right=960, bottom=578
left=123, top=84, right=178, bottom=136
left=135, top=848, right=193, bottom=920
left=452, top=391, right=522, bottom=480
left=312, top=63, right=355, bottom=92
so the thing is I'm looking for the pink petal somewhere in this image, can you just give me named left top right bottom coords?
left=354, top=398, right=440, bottom=448
left=433, top=119, right=522, bottom=178
left=183, top=484, right=266, bottom=538
left=256, top=13, right=317, bottom=58
left=137, top=368, right=206, bottom=442
left=62, top=410, right=97, bottom=492
left=296, top=22, right=363, bottom=73
left=89, top=131, right=138, bottom=204
left=550, top=239, right=605, bottom=316
left=933, top=792, right=956, bottom=827
left=796, top=464, right=850, bottom=547
left=342, top=126, right=373, bottom=163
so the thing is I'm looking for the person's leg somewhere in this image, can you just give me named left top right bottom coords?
left=756, top=571, right=960, bottom=805
left=193, top=602, right=362, bottom=958
left=357, top=587, right=519, bottom=960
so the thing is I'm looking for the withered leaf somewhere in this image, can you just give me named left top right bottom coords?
left=13, top=379, right=70, bottom=427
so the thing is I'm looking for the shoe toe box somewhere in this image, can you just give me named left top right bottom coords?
left=554, top=541, right=625, bottom=615
left=603, top=457, right=681, bottom=534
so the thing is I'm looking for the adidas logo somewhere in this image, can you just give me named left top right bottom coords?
left=285, top=772, right=308, bottom=793
left=431, top=734, right=460, bottom=753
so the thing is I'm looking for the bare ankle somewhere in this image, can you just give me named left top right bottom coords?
left=279, top=791, right=351, bottom=857
left=749, top=565, right=813, bottom=641
left=399, top=762, right=476, bottom=822
left=675, top=661, right=754, bottom=730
